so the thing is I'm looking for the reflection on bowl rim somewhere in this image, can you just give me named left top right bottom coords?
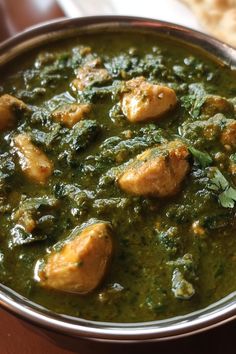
left=0, top=15, right=236, bottom=342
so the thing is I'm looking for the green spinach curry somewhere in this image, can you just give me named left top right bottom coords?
left=0, top=31, right=236, bottom=323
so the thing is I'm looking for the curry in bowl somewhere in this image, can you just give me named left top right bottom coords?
left=0, top=31, right=236, bottom=323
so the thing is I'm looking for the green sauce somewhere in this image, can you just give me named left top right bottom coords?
left=0, top=31, right=236, bottom=322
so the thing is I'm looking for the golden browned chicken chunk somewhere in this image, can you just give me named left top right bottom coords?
left=118, top=140, right=190, bottom=197
left=39, top=222, right=113, bottom=294
left=229, top=161, right=236, bottom=179
left=181, top=114, right=236, bottom=149
left=0, top=94, right=28, bottom=131
left=72, top=59, right=111, bottom=91
left=120, top=76, right=177, bottom=123
left=201, top=95, right=234, bottom=117
left=14, top=208, right=36, bottom=233
left=52, top=103, right=91, bottom=128
left=14, top=134, right=53, bottom=184
left=13, top=197, right=58, bottom=234
left=221, top=120, right=236, bottom=148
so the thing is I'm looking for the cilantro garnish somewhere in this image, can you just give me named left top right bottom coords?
left=208, top=168, right=236, bottom=208
left=219, top=187, right=236, bottom=208
left=230, top=153, right=236, bottom=164
left=189, top=146, right=212, bottom=168
left=181, top=84, right=207, bottom=118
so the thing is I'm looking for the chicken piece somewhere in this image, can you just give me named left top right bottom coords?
left=201, top=95, right=234, bottom=117
left=14, top=134, right=53, bottom=184
left=39, top=222, right=113, bottom=294
left=120, top=76, right=177, bottom=123
left=72, top=59, right=111, bottom=91
left=203, top=121, right=220, bottom=140
left=0, top=94, right=28, bottom=131
left=191, top=220, right=206, bottom=237
left=13, top=197, right=58, bottom=234
left=13, top=208, right=36, bottom=233
left=182, top=114, right=236, bottom=147
left=118, top=140, right=190, bottom=197
left=229, top=160, right=236, bottom=174
left=52, top=103, right=91, bottom=128
left=221, top=120, right=236, bottom=148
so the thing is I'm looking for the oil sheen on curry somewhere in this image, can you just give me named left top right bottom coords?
left=0, top=31, right=236, bottom=323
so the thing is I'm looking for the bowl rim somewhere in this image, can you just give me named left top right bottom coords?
left=0, top=15, right=236, bottom=341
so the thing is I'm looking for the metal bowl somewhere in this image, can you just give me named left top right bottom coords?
left=0, top=16, right=236, bottom=343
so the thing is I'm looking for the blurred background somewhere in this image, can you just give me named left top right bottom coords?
left=0, top=0, right=196, bottom=42
left=0, top=0, right=64, bottom=41
left=0, top=0, right=235, bottom=46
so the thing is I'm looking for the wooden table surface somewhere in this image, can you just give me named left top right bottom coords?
left=0, top=1, right=236, bottom=352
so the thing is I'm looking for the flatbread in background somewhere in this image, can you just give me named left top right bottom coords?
left=181, top=0, right=236, bottom=47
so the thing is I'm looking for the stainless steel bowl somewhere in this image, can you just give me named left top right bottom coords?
left=0, top=16, right=236, bottom=343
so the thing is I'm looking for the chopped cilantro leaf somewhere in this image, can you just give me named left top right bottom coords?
left=189, top=146, right=212, bottom=168
left=208, top=168, right=236, bottom=208
left=219, top=187, right=236, bottom=208
left=208, top=168, right=229, bottom=191
left=181, top=83, right=207, bottom=118
left=230, top=153, right=236, bottom=163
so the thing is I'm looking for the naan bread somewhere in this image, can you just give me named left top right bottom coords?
left=181, top=0, right=236, bottom=47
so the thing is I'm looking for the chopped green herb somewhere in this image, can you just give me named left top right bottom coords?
left=208, top=168, right=236, bottom=208
left=230, top=153, right=236, bottom=163
left=171, top=269, right=195, bottom=300
left=189, top=146, right=212, bottom=168
left=181, top=84, right=207, bottom=118
left=208, top=168, right=229, bottom=191
left=219, top=187, right=236, bottom=208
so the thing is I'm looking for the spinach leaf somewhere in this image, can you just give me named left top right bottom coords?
left=0, top=153, right=15, bottom=182
left=201, top=212, right=233, bottom=230
left=19, top=197, right=58, bottom=211
left=10, top=226, right=47, bottom=247
left=156, top=227, right=180, bottom=255
left=45, top=91, right=75, bottom=111
left=181, top=83, right=207, bottom=118
left=97, top=124, right=166, bottom=166
left=54, top=183, right=93, bottom=208
left=64, top=120, right=100, bottom=152
left=10, top=197, right=59, bottom=247
left=31, top=123, right=64, bottom=149
left=181, top=95, right=206, bottom=119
